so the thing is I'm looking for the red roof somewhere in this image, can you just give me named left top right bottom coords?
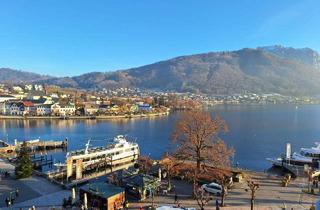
left=22, top=101, right=34, bottom=107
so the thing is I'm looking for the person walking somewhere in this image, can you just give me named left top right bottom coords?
left=174, top=193, right=178, bottom=204
left=5, top=197, right=9, bottom=207
left=216, top=199, right=220, bottom=210
left=123, top=200, right=129, bottom=210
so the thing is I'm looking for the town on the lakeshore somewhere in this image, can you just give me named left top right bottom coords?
left=1, top=83, right=320, bottom=118
left=0, top=83, right=172, bottom=118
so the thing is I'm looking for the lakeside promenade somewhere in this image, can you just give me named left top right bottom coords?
left=0, top=111, right=169, bottom=120
left=0, top=157, right=317, bottom=209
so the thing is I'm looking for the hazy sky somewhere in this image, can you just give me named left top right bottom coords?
left=1, top=0, right=319, bottom=76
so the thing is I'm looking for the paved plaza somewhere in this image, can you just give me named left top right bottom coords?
left=0, top=158, right=319, bottom=209
left=129, top=172, right=318, bottom=210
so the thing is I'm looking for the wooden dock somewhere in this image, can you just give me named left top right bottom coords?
left=45, top=155, right=138, bottom=188
left=65, top=162, right=135, bottom=188
left=280, top=161, right=320, bottom=178
left=0, top=138, right=68, bottom=154
left=281, top=162, right=306, bottom=177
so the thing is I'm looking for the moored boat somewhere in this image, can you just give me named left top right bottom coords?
left=268, top=142, right=320, bottom=169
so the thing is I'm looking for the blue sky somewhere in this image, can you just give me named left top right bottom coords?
left=0, top=0, right=320, bottom=76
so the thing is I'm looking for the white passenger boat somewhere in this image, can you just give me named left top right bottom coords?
left=267, top=152, right=313, bottom=167
left=64, top=135, right=140, bottom=168
left=267, top=143, right=320, bottom=168
left=300, top=142, right=320, bottom=158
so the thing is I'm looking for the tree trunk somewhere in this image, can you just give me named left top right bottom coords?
left=192, top=173, right=196, bottom=198
left=251, top=198, right=254, bottom=210
left=168, top=172, right=172, bottom=191
left=220, top=186, right=226, bottom=207
left=196, top=159, right=201, bottom=172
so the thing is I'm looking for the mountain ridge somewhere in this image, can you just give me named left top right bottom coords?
left=1, top=46, right=320, bottom=96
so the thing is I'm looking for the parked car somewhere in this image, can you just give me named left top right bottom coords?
left=201, top=182, right=222, bottom=195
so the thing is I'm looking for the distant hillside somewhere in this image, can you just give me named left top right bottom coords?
left=258, top=45, right=320, bottom=69
left=41, top=46, right=320, bottom=96
left=2, top=46, right=320, bottom=96
left=0, top=68, right=51, bottom=83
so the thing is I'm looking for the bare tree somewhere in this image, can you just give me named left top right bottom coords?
left=194, top=187, right=211, bottom=210
left=205, top=139, right=234, bottom=168
left=246, top=178, right=260, bottom=210
left=172, top=110, right=229, bottom=193
left=205, top=140, right=234, bottom=207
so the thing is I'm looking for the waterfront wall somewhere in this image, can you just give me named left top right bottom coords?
left=0, top=111, right=169, bottom=120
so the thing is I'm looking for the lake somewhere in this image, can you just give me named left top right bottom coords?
left=1, top=104, right=320, bottom=171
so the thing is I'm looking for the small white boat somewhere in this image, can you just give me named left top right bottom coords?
left=54, top=162, right=67, bottom=168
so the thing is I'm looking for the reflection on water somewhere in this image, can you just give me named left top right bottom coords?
left=1, top=104, right=320, bottom=171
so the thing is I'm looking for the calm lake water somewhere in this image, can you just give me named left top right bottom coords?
left=1, top=104, right=320, bottom=171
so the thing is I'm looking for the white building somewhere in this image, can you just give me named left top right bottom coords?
left=12, top=86, right=24, bottom=93
left=0, top=95, right=16, bottom=103
left=84, top=103, right=99, bottom=115
left=51, top=103, right=75, bottom=116
left=36, top=104, right=51, bottom=116
left=34, top=84, right=44, bottom=91
left=24, top=84, right=33, bottom=91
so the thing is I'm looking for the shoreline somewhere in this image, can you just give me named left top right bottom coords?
left=0, top=111, right=170, bottom=120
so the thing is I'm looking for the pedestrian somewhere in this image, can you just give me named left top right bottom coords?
left=5, top=197, right=9, bottom=207
left=174, top=192, right=178, bottom=204
left=310, top=204, right=316, bottom=210
left=123, top=200, right=129, bottom=210
left=216, top=199, right=220, bottom=210
left=16, top=188, right=19, bottom=197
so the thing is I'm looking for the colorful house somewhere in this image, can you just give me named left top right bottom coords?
left=6, top=101, right=24, bottom=115
left=36, top=104, right=52, bottom=116
left=137, top=103, right=153, bottom=112
left=79, top=182, right=125, bottom=210
left=22, top=101, right=36, bottom=116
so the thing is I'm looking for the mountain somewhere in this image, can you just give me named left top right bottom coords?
left=258, top=45, right=320, bottom=69
left=0, top=68, right=52, bottom=83
left=2, top=46, right=320, bottom=96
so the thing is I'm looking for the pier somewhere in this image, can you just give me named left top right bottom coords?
left=46, top=154, right=138, bottom=185
left=0, top=138, right=68, bottom=154
left=280, top=162, right=306, bottom=177
left=31, top=154, right=54, bottom=170
left=279, top=161, right=320, bottom=178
